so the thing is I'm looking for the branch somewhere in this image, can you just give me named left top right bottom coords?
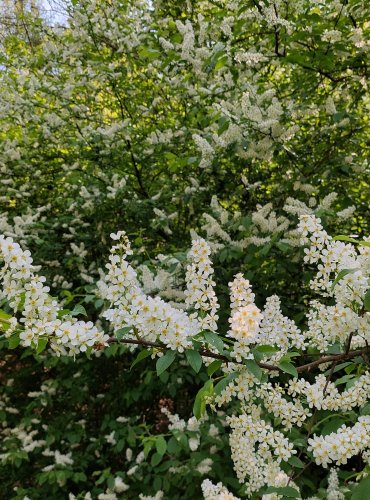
left=108, top=338, right=370, bottom=374
left=109, top=337, right=278, bottom=370
left=296, top=348, right=367, bottom=373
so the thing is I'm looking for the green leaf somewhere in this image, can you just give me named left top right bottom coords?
left=173, top=430, right=188, bottom=449
left=139, top=47, right=161, bottom=60
left=156, top=350, right=176, bottom=376
left=287, top=456, right=305, bottom=468
left=327, top=343, right=342, bottom=354
left=193, top=380, right=213, bottom=419
left=334, top=236, right=370, bottom=248
left=151, top=452, right=162, bottom=467
left=143, top=440, right=153, bottom=459
left=331, top=268, right=360, bottom=289
left=333, top=235, right=359, bottom=244
left=204, top=331, right=224, bottom=354
left=8, top=332, right=20, bottom=349
left=276, top=242, right=291, bottom=252
left=36, top=337, right=48, bottom=354
left=245, top=359, right=262, bottom=381
left=280, top=351, right=300, bottom=359
left=218, top=117, right=229, bottom=135
left=84, top=294, right=95, bottom=304
left=185, top=350, right=202, bottom=373
left=0, top=309, right=11, bottom=320
left=324, top=361, right=353, bottom=375
left=57, top=309, right=70, bottom=319
left=167, top=437, right=179, bottom=454
left=259, top=243, right=272, bottom=256
left=116, top=439, right=125, bottom=452
left=360, top=403, right=370, bottom=416
left=351, top=475, right=370, bottom=499
left=61, top=290, right=74, bottom=305
left=254, top=344, right=279, bottom=355
left=364, top=289, right=370, bottom=312
left=215, top=54, right=228, bottom=70
left=155, top=436, right=167, bottom=456
left=193, top=394, right=205, bottom=420
left=71, top=304, right=87, bottom=317
left=334, top=374, right=356, bottom=386
left=214, top=372, right=237, bottom=395
left=263, top=486, right=300, bottom=498
left=278, top=361, right=298, bottom=378
left=116, top=326, right=133, bottom=340
left=321, top=418, right=346, bottom=436
left=159, top=371, right=169, bottom=384
left=207, top=360, right=222, bottom=377
left=130, top=349, right=152, bottom=371
left=0, top=309, right=11, bottom=331
left=191, top=339, right=201, bottom=350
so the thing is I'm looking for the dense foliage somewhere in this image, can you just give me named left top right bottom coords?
left=0, top=0, right=369, bottom=498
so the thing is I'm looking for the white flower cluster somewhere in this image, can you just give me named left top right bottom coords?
left=201, top=192, right=357, bottom=255
left=288, top=372, right=370, bottom=412
left=139, top=264, right=181, bottom=302
left=308, top=416, right=370, bottom=467
left=193, top=134, right=214, bottom=169
left=42, top=448, right=74, bottom=470
left=228, top=273, right=262, bottom=361
left=252, top=203, right=289, bottom=234
left=298, top=215, right=370, bottom=351
left=215, top=364, right=309, bottom=431
left=227, top=276, right=305, bottom=361
left=227, top=413, right=296, bottom=494
left=326, top=469, right=345, bottom=500
left=159, top=408, right=218, bottom=475
left=256, top=383, right=311, bottom=429
left=0, top=425, right=46, bottom=462
left=0, top=236, right=107, bottom=355
left=160, top=407, right=186, bottom=432
left=202, top=213, right=232, bottom=246
left=229, top=273, right=255, bottom=311
left=176, top=20, right=195, bottom=61
left=305, top=301, right=360, bottom=352
left=201, top=479, right=240, bottom=499
left=99, top=232, right=200, bottom=351
left=185, top=239, right=219, bottom=331
left=139, top=492, right=163, bottom=500
left=299, top=215, right=368, bottom=303
left=259, top=295, right=305, bottom=353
